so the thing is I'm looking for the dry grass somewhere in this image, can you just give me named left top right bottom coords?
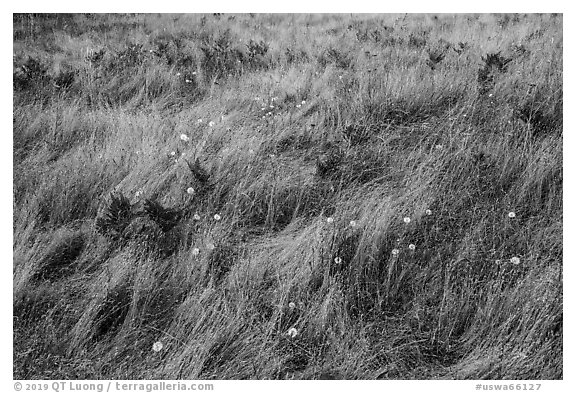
left=13, top=13, right=562, bottom=379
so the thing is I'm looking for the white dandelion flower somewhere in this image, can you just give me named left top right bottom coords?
left=193, top=213, right=201, bottom=221
left=392, top=249, right=400, bottom=256
left=180, top=134, right=190, bottom=142
left=191, top=247, right=200, bottom=256
left=435, top=144, right=443, bottom=150
left=288, top=302, right=296, bottom=309
left=214, top=214, right=221, bottom=221
left=301, top=100, right=306, bottom=104
left=191, top=71, right=197, bottom=75
left=326, top=217, right=334, bottom=224
left=208, top=121, right=215, bottom=127
left=152, top=341, right=163, bottom=352
left=185, top=79, right=191, bottom=83
left=510, top=256, right=521, bottom=265
left=508, top=212, right=516, bottom=218
left=408, top=244, right=416, bottom=251
left=403, top=217, right=411, bottom=224
left=334, top=257, right=342, bottom=264
left=197, top=119, right=203, bottom=123
left=425, top=209, right=432, bottom=216
left=287, top=327, right=298, bottom=338
left=206, top=243, right=216, bottom=251
left=296, top=104, right=301, bottom=108
left=349, top=220, right=357, bottom=228
left=187, top=187, right=195, bottom=195
left=170, top=151, right=176, bottom=156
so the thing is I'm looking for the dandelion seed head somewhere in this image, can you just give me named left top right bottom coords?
left=435, top=144, right=443, bottom=150
left=193, top=213, right=201, bottom=221
left=296, top=104, right=301, bottom=108
left=191, top=247, right=200, bottom=256
left=208, top=121, right=215, bottom=127
left=403, top=217, right=411, bottom=224
left=206, top=243, right=215, bottom=251
left=508, top=212, right=516, bottom=218
left=176, top=72, right=181, bottom=76
left=287, top=327, right=298, bottom=338
left=180, top=134, right=190, bottom=142
left=214, top=214, right=221, bottom=221
left=349, top=220, right=357, bottom=228
left=425, top=209, right=432, bottom=216
left=191, top=71, right=197, bottom=75
left=170, top=151, right=176, bottom=156
left=408, top=244, right=416, bottom=251
left=510, top=256, right=521, bottom=265
left=197, top=119, right=203, bottom=123
left=288, top=302, right=296, bottom=309
left=185, top=79, right=191, bottom=83
left=152, top=341, right=163, bottom=352
left=334, top=257, right=342, bottom=265
left=301, top=100, right=306, bottom=104
left=187, top=187, right=195, bottom=195
left=326, top=217, right=334, bottom=224
left=392, top=249, right=400, bottom=256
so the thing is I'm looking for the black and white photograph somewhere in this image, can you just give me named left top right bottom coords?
left=11, top=8, right=564, bottom=384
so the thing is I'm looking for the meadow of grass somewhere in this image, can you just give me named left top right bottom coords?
left=13, top=13, right=562, bottom=379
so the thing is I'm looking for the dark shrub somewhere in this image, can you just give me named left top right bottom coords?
left=95, top=192, right=134, bottom=239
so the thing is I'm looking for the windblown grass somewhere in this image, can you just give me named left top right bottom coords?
left=13, top=13, right=562, bottom=379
